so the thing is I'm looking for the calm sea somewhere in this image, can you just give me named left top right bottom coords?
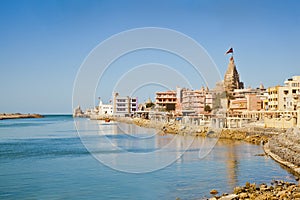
left=0, top=115, right=296, bottom=199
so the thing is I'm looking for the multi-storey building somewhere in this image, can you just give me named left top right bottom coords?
left=176, top=87, right=215, bottom=114
left=283, top=76, right=300, bottom=111
left=113, top=93, right=138, bottom=116
left=229, top=94, right=263, bottom=113
left=155, top=90, right=177, bottom=111
left=181, top=88, right=206, bottom=114
left=267, top=86, right=284, bottom=111
left=267, top=76, right=300, bottom=111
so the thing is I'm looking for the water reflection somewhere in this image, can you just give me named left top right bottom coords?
left=0, top=116, right=297, bottom=200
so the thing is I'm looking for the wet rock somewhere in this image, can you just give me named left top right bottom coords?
left=210, top=189, right=218, bottom=195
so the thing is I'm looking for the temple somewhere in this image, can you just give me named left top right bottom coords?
left=224, top=56, right=244, bottom=94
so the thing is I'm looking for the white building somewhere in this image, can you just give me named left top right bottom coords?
left=98, top=100, right=113, bottom=116
left=283, top=76, right=300, bottom=111
left=113, top=92, right=138, bottom=117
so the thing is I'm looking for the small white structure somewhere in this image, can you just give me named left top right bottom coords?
left=98, top=100, right=113, bottom=116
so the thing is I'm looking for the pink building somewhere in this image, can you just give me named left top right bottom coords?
left=180, top=87, right=214, bottom=114
left=155, top=91, right=177, bottom=111
left=229, top=94, right=262, bottom=113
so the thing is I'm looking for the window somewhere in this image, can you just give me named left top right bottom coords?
left=117, top=99, right=126, bottom=102
left=292, top=89, right=297, bottom=94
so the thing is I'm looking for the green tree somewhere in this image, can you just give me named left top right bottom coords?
left=204, top=105, right=212, bottom=113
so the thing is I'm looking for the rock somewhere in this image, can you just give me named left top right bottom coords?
left=219, top=194, right=238, bottom=200
left=294, top=193, right=300, bottom=198
left=210, top=189, right=218, bottom=195
left=238, top=192, right=248, bottom=198
left=260, top=183, right=267, bottom=189
left=245, top=182, right=250, bottom=188
left=233, top=186, right=243, bottom=194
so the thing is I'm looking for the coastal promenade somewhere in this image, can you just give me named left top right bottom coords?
left=0, top=113, right=43, bottom=120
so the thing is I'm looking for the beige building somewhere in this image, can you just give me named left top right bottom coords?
left=267, top=76, right=300, bottom=111
left=267, top=86, right=285, bottom=111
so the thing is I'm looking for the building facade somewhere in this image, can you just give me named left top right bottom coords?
left=180, top=87, right=214, bottom=114
left=98, top=100, right=113, bottom=116
left=113, top=93, right=138, bottom=116
left=155, top=90, right=177, bottom=111
left=267, top=76, right=300, bottom=111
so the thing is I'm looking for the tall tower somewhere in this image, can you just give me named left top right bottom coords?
left=224, top=56, right=243, bottom=94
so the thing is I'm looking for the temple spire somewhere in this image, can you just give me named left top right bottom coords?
left=224, top=54, right=243, bottom=94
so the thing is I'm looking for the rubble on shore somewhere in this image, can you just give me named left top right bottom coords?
left=209, top=180, right=300, bottom=200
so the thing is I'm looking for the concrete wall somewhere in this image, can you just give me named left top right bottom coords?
left=264, top=117, right=296, bottom=129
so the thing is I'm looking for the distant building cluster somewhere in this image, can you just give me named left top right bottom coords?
left=74, top=49, right=300, bottom=129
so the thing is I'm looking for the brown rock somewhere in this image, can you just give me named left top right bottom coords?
left=210, top=189, right=218, bottom=195
left=294, top=193, right=300, bottom=198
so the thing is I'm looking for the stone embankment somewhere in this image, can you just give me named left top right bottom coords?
left=265, top=128, right=300, bottom=176
left=0, top=113, right=43, bottom=120
left=209, top=180, right=300, bottom=200
left=106, top=117, right=280, bottom=145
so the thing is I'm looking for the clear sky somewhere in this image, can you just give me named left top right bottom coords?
left=0, top=0, right=299, bottom=113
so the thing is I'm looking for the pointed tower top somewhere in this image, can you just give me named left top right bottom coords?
left=224, top=54, right=243, bottom=93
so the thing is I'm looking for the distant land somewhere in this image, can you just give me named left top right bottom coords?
left=0, top=113, right=43, bottom=120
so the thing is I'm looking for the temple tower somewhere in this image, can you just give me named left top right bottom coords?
left=224, top=56, right=243, bottom=94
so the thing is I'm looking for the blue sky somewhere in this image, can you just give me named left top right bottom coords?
left=0, top=0, right=299, bottom=113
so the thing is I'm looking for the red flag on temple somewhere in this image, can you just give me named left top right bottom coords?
left=225, top=47, right=233, bottom=55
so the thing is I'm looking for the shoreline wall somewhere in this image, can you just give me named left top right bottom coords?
left=94, top=116, right=284, bottom=145
left=266, top=128, right=300, bottom=176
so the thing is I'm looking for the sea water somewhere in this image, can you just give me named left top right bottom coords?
left=0, top=115, right=296, bottom=199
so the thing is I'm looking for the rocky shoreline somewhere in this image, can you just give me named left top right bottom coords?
left=208, top=180, right=300, bottom=200
left=0, top=113, right=43, bottom=120
left=101, top=117, right=279, bottom=145
left=264, top=128, right=300, bottom=177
